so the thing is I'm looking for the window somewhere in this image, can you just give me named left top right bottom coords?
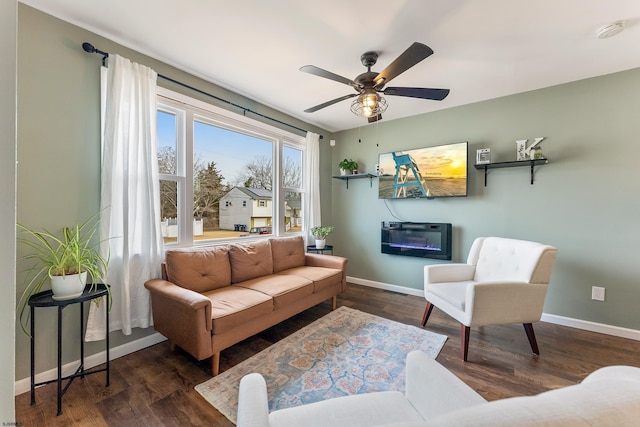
left=157, top=88, right=307, bottom=245
left=283, top=145, right=303, bottom=234
left=157, top=109, right=183, bottom=244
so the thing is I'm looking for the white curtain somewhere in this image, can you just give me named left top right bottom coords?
left=303, top=132, right=321, bottom=245
left=85, top=54, right=164, bottom=341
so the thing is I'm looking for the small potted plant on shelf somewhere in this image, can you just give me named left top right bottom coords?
left=338, top=159, right=359, bottom=176
left=310, top=225, right=334, bottom=250
left=17, top=212, right=111, bottom=334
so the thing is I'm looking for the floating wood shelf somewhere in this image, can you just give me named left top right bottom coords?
left=332, top=173, right=377, bottom=189
left=474, top=159, right=549, bottom=186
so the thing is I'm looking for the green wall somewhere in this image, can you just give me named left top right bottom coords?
left=330, top=67, right=640, bottom=329
left=16, top=4, right=333, bottom=381
left=1, top=0, right=17, bottom=416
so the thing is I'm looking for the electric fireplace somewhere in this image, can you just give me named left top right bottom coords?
left=381, top=221, right=452, bottom=260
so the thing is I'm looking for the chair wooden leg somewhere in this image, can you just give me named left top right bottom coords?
left=211, top=352, right=220, bottom=376
left=421, top=302, right=434, bottom=327
left=523, top=323, right=540, bottom=355
left=461, top=325, right=470, bottom=361
left=169, top=341, right=177, bottom=352
left=332, top=295, right=337, bottom=310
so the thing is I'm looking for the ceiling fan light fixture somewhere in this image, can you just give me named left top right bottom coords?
left=350, top=91, right=388, bottom=118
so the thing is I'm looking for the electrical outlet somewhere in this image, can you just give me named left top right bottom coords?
left=592, top=286, right=605, bottom=301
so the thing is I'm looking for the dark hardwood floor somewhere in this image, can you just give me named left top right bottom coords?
left=15, top=283, right=640, bottom=425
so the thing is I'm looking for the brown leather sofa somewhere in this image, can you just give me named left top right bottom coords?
left=144, top=236, right=348, bottom=376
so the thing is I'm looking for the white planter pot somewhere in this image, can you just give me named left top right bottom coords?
left=340, top=169, right=351, bottom=176
left=315, top=239, right=326, bottom=249
left=50, top=271, right=87, bottom=301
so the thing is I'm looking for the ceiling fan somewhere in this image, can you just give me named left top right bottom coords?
left=300, top=42, right=449, bottom=123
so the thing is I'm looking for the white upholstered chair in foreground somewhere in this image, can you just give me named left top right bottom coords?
left=422, top=237, right=558, bottom=361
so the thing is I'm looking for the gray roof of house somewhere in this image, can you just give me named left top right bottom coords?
left=235, top=187, right=272, bottom=200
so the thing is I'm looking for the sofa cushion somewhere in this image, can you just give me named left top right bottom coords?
left=234, top=274, right=314, bottom=310
left=425, top=281, right=472, bottom=311
left=276, top=266, right=342, bottom=293
left=229, top=239, right=274, bottom=283
left=203, top=286, right=274, bottom=335
left=165, top=245, right=231, bottom=292
left=271, top=236, right=306, bottom=273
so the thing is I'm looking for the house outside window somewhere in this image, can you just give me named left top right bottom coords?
left=157, top=87, right=306, bottom=245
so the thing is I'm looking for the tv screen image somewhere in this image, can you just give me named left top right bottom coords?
left=378, top=141, right=468, bottom=199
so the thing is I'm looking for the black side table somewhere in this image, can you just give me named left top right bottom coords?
left=29, top=284, right=110, bottom=416
left=307, top=245, right=334, bottom=255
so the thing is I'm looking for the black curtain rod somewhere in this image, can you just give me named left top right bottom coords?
left=82, top=42, right=323, bottom=140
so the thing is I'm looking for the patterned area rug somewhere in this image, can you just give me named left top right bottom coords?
left=195, top=306, right=447, bottom=424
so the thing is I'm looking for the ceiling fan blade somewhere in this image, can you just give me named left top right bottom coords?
left=383, top=87, right=450, bottom=101
left=304, top=94, right=358, bottom=113
left=300, top=65, right=361, bottom=89
left=373, top=42, right=434, bottom=88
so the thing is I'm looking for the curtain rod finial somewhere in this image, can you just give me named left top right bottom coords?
left=82, top=42, right=95, bottom=53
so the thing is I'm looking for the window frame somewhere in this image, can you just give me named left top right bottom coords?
left=157, top=87, right=307, bottom=247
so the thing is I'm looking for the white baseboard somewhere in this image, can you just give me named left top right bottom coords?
left=348, top=276, right=640, bottom=341
left=15, top=332, right=167, bottom=396
left=347, top=275, right=424, bottom=297
left=540, top=313, right=640, bottom=341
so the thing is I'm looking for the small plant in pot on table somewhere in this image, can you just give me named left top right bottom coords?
left=17, top=212, right=111, bottom=334
left=311, top=226, right=334, bottom=250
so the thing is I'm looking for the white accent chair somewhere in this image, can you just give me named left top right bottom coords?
left=422, top=237, right=558, bottom=360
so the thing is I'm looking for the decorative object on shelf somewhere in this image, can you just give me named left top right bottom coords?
left=338, top=158, right=359, bottom=175
left=310, top=225, right=334, bottom=249
left=16, top=211, right=111, bottom=334
left=516, top=137, right=545, bottom=161
left=530, top=145, right=543, bottom=160
left=476, top=148, right=491, bottom=164
left=516, top=139, right=528, bottom=161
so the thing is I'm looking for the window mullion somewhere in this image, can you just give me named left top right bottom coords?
left=183, top=110, right=194, bottom=244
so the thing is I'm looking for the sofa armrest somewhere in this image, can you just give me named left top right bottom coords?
left=424, top=264, right=475, bottom=285
left=144, top=278, right=213, bottom=359
left=305, top=253, right=347, bottom=270
left=405, top=350, right=486, bottom=420
left=305, top=254, right=348, bottom=292
left=237, top=373, right=270, bottom=427
left=582, top=365, right=640, bottom=384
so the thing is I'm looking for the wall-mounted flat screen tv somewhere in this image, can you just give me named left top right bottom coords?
left=378, top=141, right=468, bottom=199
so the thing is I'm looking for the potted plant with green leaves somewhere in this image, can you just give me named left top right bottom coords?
left=17, top=212, right=111, bottom=334
left=311, top=225, right=334, bottom=249
left=339, top=159, right=359, bottom=176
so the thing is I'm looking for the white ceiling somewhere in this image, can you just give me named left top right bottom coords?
left=21, top=0, right=640, bottom=133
